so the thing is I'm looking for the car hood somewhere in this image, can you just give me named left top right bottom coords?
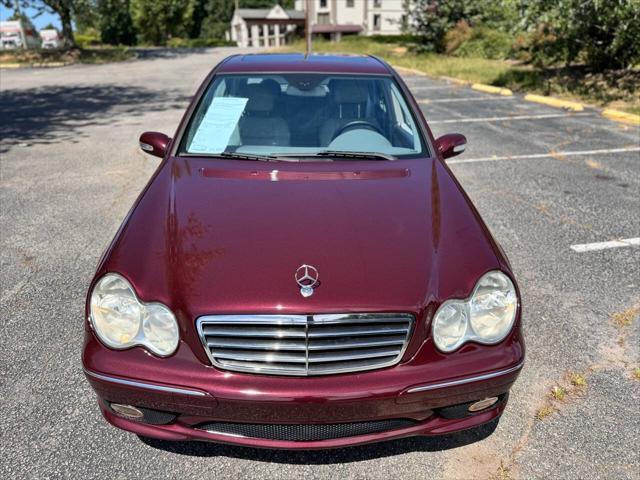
left=97, top=156, right=501, bottom=319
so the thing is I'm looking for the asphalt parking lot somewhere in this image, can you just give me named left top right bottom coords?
left=1, top=48, right=639, bottom=479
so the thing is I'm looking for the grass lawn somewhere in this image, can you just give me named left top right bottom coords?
left=278, top=38, right=640, bottom=115
left=0, top=46, right=135, bottom=67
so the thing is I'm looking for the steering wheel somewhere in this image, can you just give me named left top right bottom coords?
left=331, top=121, right=385, bottom=142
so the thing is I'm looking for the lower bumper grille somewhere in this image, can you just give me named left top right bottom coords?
left=196, top=313, right=414, bottom=376
left=198, top=419, right=417, bottom=441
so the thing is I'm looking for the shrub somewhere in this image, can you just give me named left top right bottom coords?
left=166, top=37, right=189, bottom=48
left=76, top=33, right=102, bottom=48
left=409, top=0, right=520, bottom=53
left=443, top=20, right=472, bottom=55
left=455, top=27, right=514, bottom=60
left=523, top=0, right=640, bottom=70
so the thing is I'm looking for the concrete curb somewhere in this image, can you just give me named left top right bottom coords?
left=471, top=83, right=512, bottom=96
left=602, top=109, right=640, bottom=126
left=0, top=61, right=70, bottom=69
left=524, top=94, right=584, bottom=111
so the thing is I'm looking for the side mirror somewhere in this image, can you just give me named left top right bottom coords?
left=139, top=131, right=171, bottom=158
left=435, top=133, right=467, bottom=159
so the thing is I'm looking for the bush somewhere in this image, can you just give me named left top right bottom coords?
left=455, top=27, right=514, bottom=60
left=443, top=20, right=472, bottom=55
left=409, top=0, right=520, bottom=53
left=76, top=33, right=102, bottom=48
left=523, top=0, right=640, bottom=70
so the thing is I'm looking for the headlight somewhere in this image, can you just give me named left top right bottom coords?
left=90, top=273, right=179, bottom=356
left=432, top=271, right=517, bottom=353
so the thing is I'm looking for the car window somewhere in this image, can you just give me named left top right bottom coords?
left=180, top=73, right=427, bottom=159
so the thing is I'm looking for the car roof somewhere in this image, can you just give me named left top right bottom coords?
left=217, top=53, right=392, bottom=75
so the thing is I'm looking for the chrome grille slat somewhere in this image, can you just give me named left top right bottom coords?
left=307, top=335, right=407, bottom=350
left=213, top=349, right=307, bottom=363
left=308, top=347, right=401, bottom=363
left=308, top=356, right=397, bottom=374
left=307, top=325, right=410, bottom=338
left=207, top=338, right=307, bottom=351
left=197, top=314, right=414, bottom=376
left=202, top=327, right=307, bottom=338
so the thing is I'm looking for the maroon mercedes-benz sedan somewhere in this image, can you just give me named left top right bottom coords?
left=82, top=53, right=524, bottom=449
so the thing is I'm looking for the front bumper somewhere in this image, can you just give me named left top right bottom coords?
left=83, top=329, right=524, bottom=449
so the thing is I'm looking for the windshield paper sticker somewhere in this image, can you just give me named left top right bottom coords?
left=188, top=97, right=248, bottom=153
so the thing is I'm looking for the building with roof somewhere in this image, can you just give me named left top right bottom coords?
left=230, top=1, right=412, bottom=47
left=296, top=0, right=410, bottom=40
left=230, top=4, right=306, bottom=48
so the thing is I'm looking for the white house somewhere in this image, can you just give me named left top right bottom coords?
left=295, top=0, right=410, bottom=40
left=0, top=20, right=40, bottom=49
left=230, top=1, right=412, bottom=47
left=230, top=5, right=306, bottom=48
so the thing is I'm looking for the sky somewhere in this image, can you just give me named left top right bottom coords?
left=0, top=5, right=61, bottom=30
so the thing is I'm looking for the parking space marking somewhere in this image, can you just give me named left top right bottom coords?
left=429, top=112, right=592, bottom=124
left=448, top=147, right=640, bottom=165
left=570, top=237, right=640, bottom=252
left=419, top=97, right=516, bottom=104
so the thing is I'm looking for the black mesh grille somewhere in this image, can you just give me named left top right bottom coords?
left=198, top=419, right=417, bottom=441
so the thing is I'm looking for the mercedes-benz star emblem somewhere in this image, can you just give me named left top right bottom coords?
left=295, top=264, right=319, bottom=298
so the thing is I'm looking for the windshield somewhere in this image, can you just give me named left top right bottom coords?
left=179, top=73, right=426, bottom=160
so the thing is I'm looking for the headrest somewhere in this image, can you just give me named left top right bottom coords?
left=245, top=84, right=274, bottom=112
left=331, top=80, right=368, bottom=104
left=260, top=79, right=282, bottom=97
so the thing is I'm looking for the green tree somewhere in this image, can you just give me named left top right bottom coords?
left=198, top=0, right=234, bottom=39
left=130, top=0, right=196, bottom=44
left=73, top=0, right=99, bottom=33
left=5, top=0, right=78, bottom=46
left=409, top=0, right=519, bottom=52
left=523, top=0, right=640, bottom=70
left=98, top=0, right=136, bottom=45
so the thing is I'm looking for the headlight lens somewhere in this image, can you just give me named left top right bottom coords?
left=432, top=302, right=468, bottom=352
left=90, top=273, right=179, bottom=356
left=432, top=271, right=518, bottom=352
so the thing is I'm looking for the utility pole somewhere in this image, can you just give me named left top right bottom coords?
left=305, top=0, right=312, bottom=55
left=14, top=0, right=28, bottom=50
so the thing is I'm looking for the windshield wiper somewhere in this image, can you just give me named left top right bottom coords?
left=315, top=150, right=396, bottom=161
left=272, top=151, right=396, bottom=161
left=219, top=152, right=280, bottom=162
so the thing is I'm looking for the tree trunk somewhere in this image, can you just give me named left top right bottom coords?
left=58, top=1, right=77, bottom=48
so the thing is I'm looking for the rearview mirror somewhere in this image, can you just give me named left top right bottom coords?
left=435, top=133, right=467, bottom=159
left=139, top=132, right=171, bottom=158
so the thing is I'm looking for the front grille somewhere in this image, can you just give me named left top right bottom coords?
left=196, top=313, right=414, bottom=376
left=198, top=419, right=417, bottom=441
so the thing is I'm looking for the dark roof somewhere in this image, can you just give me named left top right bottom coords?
left=218, top=54, right=391, bottom=75
left=312, top=24, right=362, bottom=33
left=235, top=8, right=305, bottom=20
